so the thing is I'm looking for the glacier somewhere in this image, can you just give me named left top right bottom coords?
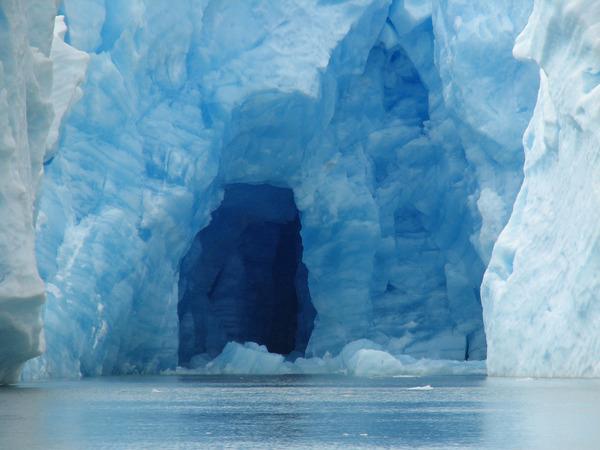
left=0, top=0, right=597, bottom=382
left=25, top=0, right=535, bottom=379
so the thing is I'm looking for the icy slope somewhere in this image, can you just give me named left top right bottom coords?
left=0, top=3, right=87, bottom=384
left=28, top=0, right=538, bottom=378
left=482, top=0, right=600, bottom=377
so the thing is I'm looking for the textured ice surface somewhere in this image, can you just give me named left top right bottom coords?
left=482, top=0, right=600, bottom=377
left=0, top=0, right=591, bottom=380
left=0, top=3, right=86, bottom=384
left=23, top=0, right=541, bottom=379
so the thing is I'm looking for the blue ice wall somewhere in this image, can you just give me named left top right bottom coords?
left=26, top=0, right=538, bottom=377
left=432, top=0, right=539, bottom=260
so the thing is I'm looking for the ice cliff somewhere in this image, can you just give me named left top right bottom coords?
left=0, top=1, right=87, bottom=384
left=1, top=0, right=597, bottom=381
left=483, top=0, right=600, bottom=377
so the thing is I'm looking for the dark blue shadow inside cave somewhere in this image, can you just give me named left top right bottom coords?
left=177, top=184, right=316, bottom=365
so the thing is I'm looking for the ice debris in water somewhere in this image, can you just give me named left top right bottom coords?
left=169, top=340, right=486, bottom=377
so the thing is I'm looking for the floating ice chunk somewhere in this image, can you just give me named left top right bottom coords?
left=175, top=340, right=486, bottom=378
left=205, top=342, right=292, bottom=375
left=339, top=339, right=384, bottom=367
left=346, top=349, right=405, bottom=377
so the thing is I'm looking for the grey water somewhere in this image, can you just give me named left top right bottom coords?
left=1, top=375, right=599, bottom=449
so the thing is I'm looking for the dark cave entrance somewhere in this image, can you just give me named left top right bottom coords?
left=177, top=184, right=316, bottom=366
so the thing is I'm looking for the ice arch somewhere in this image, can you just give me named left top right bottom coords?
left=178, top=184, right=315, bottom=365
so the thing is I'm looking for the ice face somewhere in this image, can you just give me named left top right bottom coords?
left=0, top=3, right=88, bottom=384
left=482, top=0, right=600, bottom=377
left=20, top=0, right=545, bottom=379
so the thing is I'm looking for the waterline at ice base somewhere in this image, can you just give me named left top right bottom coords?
left=1, top=0, right=599, bottom=386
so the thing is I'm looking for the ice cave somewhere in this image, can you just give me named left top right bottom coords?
left=178, top=183, right=315, bottom=363
left=0, top=0, right=599, bottom=385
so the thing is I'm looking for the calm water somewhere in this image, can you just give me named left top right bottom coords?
left=1, top=375, right=599, bottom=449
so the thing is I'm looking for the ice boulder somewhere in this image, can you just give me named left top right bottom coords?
left=346, top=349, right=406, bottom=377
left=204, top=342, right=291, bottom=375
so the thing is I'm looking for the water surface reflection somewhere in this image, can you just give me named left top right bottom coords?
left=0, top=375, right=598, bottom=449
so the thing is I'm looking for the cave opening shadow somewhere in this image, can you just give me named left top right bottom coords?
left=177, top=184, right=316, bottom=366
